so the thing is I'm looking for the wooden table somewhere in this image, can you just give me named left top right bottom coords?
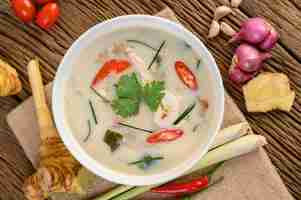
left=0, top=0, right=300, bottom=199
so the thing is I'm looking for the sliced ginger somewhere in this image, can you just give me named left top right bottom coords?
left=243, top=73, right=295, bottom=112
left=0, top=58, right=22, bottom=96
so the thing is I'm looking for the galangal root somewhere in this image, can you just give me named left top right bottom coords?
left=243, top=73, right=295, bottom=112
left=23, top=59, right=82, bottom=200
left=0, top=58, right=22, bottom=96
left=23, top=137, right=82, bottom=200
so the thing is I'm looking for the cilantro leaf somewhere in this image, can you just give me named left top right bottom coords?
left=111, top=98, right=139, bottom=118
left=116, top=73, right=142, bottom=99
left=143, top=81, right=165, bottom=111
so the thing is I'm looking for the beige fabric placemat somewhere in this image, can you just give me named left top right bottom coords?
left=7, top=8, right=294, bottom=200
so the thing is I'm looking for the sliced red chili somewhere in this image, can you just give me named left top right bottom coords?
left=175, top=61, right=198, bottom=90
left=91, top=59, right=131, bottom=86
left=146, top=128, right=184, bottom=144
left=151, top=176, right=209, bottom=194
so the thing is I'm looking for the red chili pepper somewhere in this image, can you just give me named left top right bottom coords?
left=91, top=59, right=131, bottom=86
left=151, top=176, right=209, bottom=194
left=175, top=61, right=198, bottom=90
left=146, top=128, right=184, bottom=144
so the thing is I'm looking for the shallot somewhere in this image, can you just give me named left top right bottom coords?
left=234, top=44, right=271, bottom=72
left=230, top=17, right=272, bottom=44
left=259, top=26, right=279, bottom=51
left=229, top=64, right=255, bottom=84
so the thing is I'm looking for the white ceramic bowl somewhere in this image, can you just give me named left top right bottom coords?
left=53, top=15, right=224, bottom=186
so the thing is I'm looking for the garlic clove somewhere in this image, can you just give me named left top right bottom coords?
left=214, top=6, right=233, bottom=21
left=208, top=20, right=221, bottom=38
left=231, top=0, right=243, bottom=8
left=220, top=0, right=230, bottom=6
left=220, top=22, right=237, bottom=36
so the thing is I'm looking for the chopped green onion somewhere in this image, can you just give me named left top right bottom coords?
left=83, top=120, right=92, bottom=143
left=129, top=155, right=164, bottom=169
left=118, top=122, right=153, bottom=133
left=196, top=59, right=201, bottom=69
left=147, top=41, right=166, bottom=70
left=90, top=86, right=110, bottom=103
left=173, top=103, right=196, bottom=125
left=127, top=40, right=156, bottom=51
left=89, top=100, right=98, bottom=124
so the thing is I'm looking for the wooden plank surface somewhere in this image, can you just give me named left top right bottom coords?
left=0, top=0, right=300, bottom=200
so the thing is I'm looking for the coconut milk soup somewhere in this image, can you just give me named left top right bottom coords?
left=64, top=27, right=214, bottom=175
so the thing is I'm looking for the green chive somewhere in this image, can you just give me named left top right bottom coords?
left=129, top=156, right=164, bottom=165
left=118, top=122, right=153, bottom=133
left=147, top=41, right=166, bottom=70
left=83, top=120, right=92, bottom=143
left=89, top=100, right=98, bottom=124
left=173, top=103, right=196, bottom=125
left=196, top=59, right=201, bottom=69
left=127, top=40, right=156, bottom=51
left=90, top=86, right=110, bottom=103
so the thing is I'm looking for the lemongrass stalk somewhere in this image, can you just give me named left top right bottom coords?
left=94, top=185, right=134, bottom=200
left=109, top=135, right=266, bottom=200
left=211, top=122, right=250, bottom=149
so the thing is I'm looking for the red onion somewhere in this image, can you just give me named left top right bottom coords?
left=259, top=26, right=279, bottom=51
left=230, top=17, right=270, bottom=44
left=234, top=44, right=271, bottom=72
left=229, top=63, right=255, bottom=84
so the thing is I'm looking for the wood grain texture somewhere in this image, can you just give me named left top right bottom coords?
left=0, top=0, right=300, bottom=199
left=0, top=97, right=34, bottom=200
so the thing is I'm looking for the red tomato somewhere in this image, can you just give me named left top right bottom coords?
left=147, top=128, right=184, bottom=144
left=175, top=61, right=198, bottom=90
left=35, top=0, right=55, bottom=5
left=91, top=59, right=131, bottom=86
left=36, top=2, right=60, bottom=29
left=11, top=0, right=36, bottom=23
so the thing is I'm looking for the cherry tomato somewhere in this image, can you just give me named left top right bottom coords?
left=175, top=61, right=198, bottom=90
left=147, top=128, right=184, bottom=144
left=11, top=0, right=36, bottom=23
left=91, top=59, right=131, bottom=86
left=36, top=2, right=60, bottom=29
left=35, top=0, right=55, bottom=5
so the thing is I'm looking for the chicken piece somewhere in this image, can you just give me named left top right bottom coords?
left=154, top=91, right=180, bottom=128
left=243, top=73, right=295, bottom=112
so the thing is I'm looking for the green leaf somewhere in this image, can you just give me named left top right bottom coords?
left=111, top=98, right=140, bottom=118
left=129, top=155, right=164, bottom=170
left=103, top=130, right=123, bottom=152
left=116, top=73, right=142, bottom=99
left=143, top=81, right=165, bottom=112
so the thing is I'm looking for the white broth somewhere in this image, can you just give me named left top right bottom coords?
left=64, top=27, right=214, bottom=175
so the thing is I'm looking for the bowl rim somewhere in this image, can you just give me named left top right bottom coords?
left=52, top=14, right=224, bottom=186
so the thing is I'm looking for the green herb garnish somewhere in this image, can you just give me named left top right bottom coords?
left=173, top=103, right=196, bottom=125
left=103, top=130, right=123, bottom=152
left=111, top=98, right=140, bottom=118
left=115, top=73, right=143, bottom=99
left=90, top=86, right=110, bottom=103
left=143, top=81, right=165, bottom=112
left=147, top=41, right=166, bottom=70
left=83, top=120, right=92, bottom=143
left=89, top=100, right=98, bottom=124
left=111, top=73, right=165, bottom=117
left=127, top=40, right=156, bottom=51
left=129, top=155, right=164, bottom=169
left=118, top=122, right=153, bottom=133
left=182, top=196, right=192, bottom=200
